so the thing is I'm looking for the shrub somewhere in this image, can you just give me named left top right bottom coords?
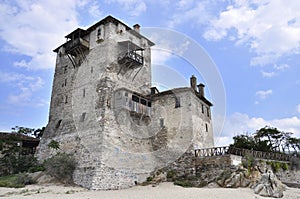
left=0, top=173, right=35, bottom=188
left=45, top=152, right=76, bottom=184
left=166, top=170, right=177, bottom=179
left=281, top=163, right=289, bottom=171
left=146, top=176, right=153, bottom=182
left=174, top=180, right=193, bottom=187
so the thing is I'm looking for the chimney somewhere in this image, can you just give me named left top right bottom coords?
left=190, top=75, right=197, bottom=92
left=197, top=83, right=205, bottom=97
left=133, top=24, right=140, bottom=33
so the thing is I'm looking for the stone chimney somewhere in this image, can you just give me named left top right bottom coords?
left=190, top=75, right=197, bottom=92
left=197, top=83, right=205, bottom=97
left=133, top=24, right=140, bottom=33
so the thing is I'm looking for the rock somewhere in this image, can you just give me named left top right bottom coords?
left=28, top=171, right=43, bottom=182
left=206, top=182, right=220, bottom=188
left=253, top=170, right=285, bottom=198
left=152, top=173, right=167, bottom=184
left=36, top=172, right=58, bottom=184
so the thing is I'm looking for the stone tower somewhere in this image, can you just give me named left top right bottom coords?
left=37, top=16, right=214, bottom=190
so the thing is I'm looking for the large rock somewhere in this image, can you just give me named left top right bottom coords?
left=253, top=170, right=286, bottom=198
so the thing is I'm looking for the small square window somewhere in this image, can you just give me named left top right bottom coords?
left=80, top=112, right=86, bottom=122
left=160, top=118, right=164, bottom=128
left=175, top=97, right=180, bottom=108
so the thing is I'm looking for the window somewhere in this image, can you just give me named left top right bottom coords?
left=97, top=28, right=102, bottom=38
left=64, top=65, right=68, bottom=74
left=207, top=107, right=210, bottom=117
left=80, top=112, right=86, bottom=122
left=64, top=79, right=67, bottom=87
left=56, top=119, right=62, bottom=129
left=83, top=88, right=86, bottom=98
left=205, top=123, right=208, bottom=132
left=141, top=98, right=147, bottom=105
left=175, top=97, right=181, bottom=108
left=65, top=95, right=68, bottom=104
left=160, top=118, right=164, bottom=128
left=132, top=95, right=139, bottom=102
left=201, top=104, right=204, bottom=114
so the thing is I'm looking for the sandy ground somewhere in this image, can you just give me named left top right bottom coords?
left=0, top=183, right=299, bottom=199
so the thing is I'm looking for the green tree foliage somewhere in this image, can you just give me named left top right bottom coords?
left=0, top=126, right=45, bottom=176
left=11, top=126, right=45, bottom=139
left=231, top=126, right=300, bottom=155
left=44, top=152, right=76, bottom=184
left=48, top=140, right=60, bottom=150
left=0, top=134, right=43, bottom=176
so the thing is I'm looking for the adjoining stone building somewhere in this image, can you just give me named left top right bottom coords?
left=37, top=15, right=214, bottom=190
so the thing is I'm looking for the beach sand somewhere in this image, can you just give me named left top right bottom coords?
left=0, top=182, right=299, bottom=199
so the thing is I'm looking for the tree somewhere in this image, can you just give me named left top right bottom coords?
left=11, top=126, right=45, bottom=139
left=231, top=126, right=299, bottom=155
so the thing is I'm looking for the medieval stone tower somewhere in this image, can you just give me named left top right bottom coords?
left=37, top=16, right=214, bottom=190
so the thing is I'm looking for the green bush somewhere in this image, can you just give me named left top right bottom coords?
left=0, top=173, right=35, bottom=188
left=45, top=152, right=76, bottom=184
left=281, top=163, right=289, bottom=171
left=146, top=176, right=153, bottom=182
left=174, top=180, right=193, bottom=187
left=166, top=170, right=177, bottom=179
left=267, top=161, right=289, bottom=173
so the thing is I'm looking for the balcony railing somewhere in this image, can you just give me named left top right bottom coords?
left=118, top=50, right=144, bottom=69
left=121, top=97, right=151, bottom=116
left=64, top=38, right=89, bottom=55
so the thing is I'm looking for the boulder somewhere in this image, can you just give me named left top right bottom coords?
left=253, top=170, right=286, bottom=198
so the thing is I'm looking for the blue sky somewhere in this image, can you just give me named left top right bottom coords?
left=0, top=0, right=300, bottom=146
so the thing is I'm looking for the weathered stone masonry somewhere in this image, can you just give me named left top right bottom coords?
left=37, top=16, right=214, bottom=190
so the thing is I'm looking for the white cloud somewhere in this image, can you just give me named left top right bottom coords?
left=215, top=112, right=300, bottom=146
left=168, top=1, right=212, bottom=28
left=261, top=70, right=277, bottom=78
left=146, top=31, right=191, bottom=64
left=0, top=1, right=86, bottom=70
left=0, top=71, right=46, bottom=106
left=255, top=89, right=272, bottom=100
left=202, top=0, right=300, bottom=66
left=105, top=0, right=147, bottom=16
left=273, top=64, right=290, bottom=71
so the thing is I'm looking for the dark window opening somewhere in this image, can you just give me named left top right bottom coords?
left=132, top=95, right=139, bottom=102
left=64, top=65, right=68, bottom=74
left=207, top=107, right=210, bottom=117
left=64, top=79, right=67, bottom=87
left=148, top=101, right=152, bottom=107
left=80, top=112, right=86, bottom=122
left=56, top=119, right=62, bottom=129
left=125, top=92, right=128, bottom=97
left=97, top=28, right=102, bottom=38
left=83, top=88, right=86, bottom=97
left=201, top=104, right=204, bottom=113
left=175, top=97, right=181, bottom=108
left=205, top=123, right=208, bottom=132
left=160, top=118, right=164, bottom=128
left=65, top=95, right=68, bottom=104
left=141, top=98, right=147, bottom=105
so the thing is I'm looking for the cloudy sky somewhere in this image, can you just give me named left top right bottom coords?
left=0, top=0, right=300, bottom=146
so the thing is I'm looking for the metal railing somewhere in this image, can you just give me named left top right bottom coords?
left=195, top=146, right=293, bottom=162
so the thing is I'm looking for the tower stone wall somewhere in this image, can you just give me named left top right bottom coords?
left=37, top=16, right=214, bottom=190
